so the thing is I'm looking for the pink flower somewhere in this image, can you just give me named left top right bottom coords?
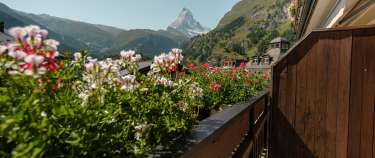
left=0, top=45, right=7, bottom=55
left=210, top=67, right=220, bottom=74
left=9, top=27, right=27, bottom=39
left=209, top=82, right=221, bottom=92
left=25, top=25, right=42, bottom=37
left=4, top=25, right=61, bottom=77
left=85, top=62, right=95, bottom=72
left=151, top=48, right=183, bottom=74
left=24, top=54, right=45, bottom=66
left=120, top=50, right=141, bottom=62
left=8, top=50, right=27, bottom=60
left=44, top=39, right=60, bottom=51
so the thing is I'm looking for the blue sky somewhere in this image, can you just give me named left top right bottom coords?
left=0, top=0, right=239, bottom=30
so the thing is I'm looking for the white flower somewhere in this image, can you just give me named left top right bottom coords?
left=8, top=70, right=20, bottom=75
left=157, top=77, right=174, bottom=87
left=188, top=82, right=203, bottom=98
left=122, top=75, right=136, bottom=82
left=37, top=67, right=47, bottom=75
left=33, top=34, right=43, bottom=48
left=9, top=27, right=27, bottom=39
left=135, top=54, right=142, bottom=61
left=24, top=69, right=33, bottom=76
left=120, top=50, right=135, bottom=58
left=87, top=57, right=97, bottom=63
left=171, top=48, right=182, bottom=54
left=73, top=52, right=82, bottom=61
left=40, top=29, right=48, bottom=38
left=85, top=62, right=95, bottom=71
left=120, top=50, right=141, bottom=63
left=6, top=43, right=19, bottom=52
left=44, top=39, right=60, bottom=51
left=121, top=84, right=138, bottom=92
left=41, top=111, right=47, bottom=117
left=90, top=83, right=97, bottom=89
left=8, top=50, right=27, bottom=60
left=25, top=25, right=42, bottom=37
left=24, top=54, right=45, bottom=66
left=134, top=123, right=150, bottom=140
left=0, top=45, right=7, bottom=55
left=120, top=75, right=138, bottom=92
left=150, top=48, right=183, bottom=73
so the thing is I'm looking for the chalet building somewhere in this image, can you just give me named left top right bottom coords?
left=221, top=58, right=247, bottom=67
left=247, top=37, right=290, bottom=72
left=265, top=37, right=290, bottom=64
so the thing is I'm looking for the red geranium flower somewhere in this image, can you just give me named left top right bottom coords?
left=188, top=63, right=195, bottom=71
left=202, top=63, right=209, bottom=69
left=59, top=62, right=65, bottom=68
left=169, top=66, right=177, bottom=73
left=209, top=82, right=221, bottom=92
left=239, top=62, right=246, bottom=68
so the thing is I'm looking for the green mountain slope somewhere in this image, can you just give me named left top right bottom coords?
left=106, top=29, right=188, bottom=58
left=0, top=2, right=86, bottom=52
left=18, top=13, right=116, bottom=54
left=183, top=0, right=295, bottom=63
left=0, top=2, right=189, bottom=59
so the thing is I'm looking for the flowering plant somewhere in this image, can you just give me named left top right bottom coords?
left=187, top=63, right=270, bottom=111
left=0, top=25, right=60, bottom=77
left=0, top=25, right=269, bottom=157
left=0, top=26, right=202, bottom=157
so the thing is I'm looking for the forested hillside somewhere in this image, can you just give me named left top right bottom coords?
left=183, top=0, right=295, bottom=63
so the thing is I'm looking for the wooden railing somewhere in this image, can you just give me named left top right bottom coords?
left=271, top=25, right=375, bottom=158
left=231, top=92, right=270, bottom=158
left=183, top=91, right=270, bottom=158
left=149, top=92, right=271, bottom=157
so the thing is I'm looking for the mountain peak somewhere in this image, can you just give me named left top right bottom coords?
left=167, top=8, right=210, bottom=38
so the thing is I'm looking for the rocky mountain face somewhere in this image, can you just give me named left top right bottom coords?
left=167, top=8, right=210, bottom=38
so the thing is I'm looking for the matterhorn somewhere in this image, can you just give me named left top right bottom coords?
left=167, top=8, right=210, bottom=38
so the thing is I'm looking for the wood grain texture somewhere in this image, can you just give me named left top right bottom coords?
left=271, top=26, right=375, bottom=158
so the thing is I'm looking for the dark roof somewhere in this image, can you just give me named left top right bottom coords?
left=0, top=32, right=12, bottom=43
left=138, top=60, right=152, bottom=70
left=138, top=60, right=152, bottom=74
left=270, top=37, right=289, bottom=43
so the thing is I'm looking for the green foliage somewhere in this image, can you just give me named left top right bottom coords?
left=186, top=64, right=270, bottom=111
left=0, top=51, right=269, bottom=157
left=0, top=55, right=198, bottom=157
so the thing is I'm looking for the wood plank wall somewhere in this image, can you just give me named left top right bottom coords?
left=271, top=26, right=375, bottom=158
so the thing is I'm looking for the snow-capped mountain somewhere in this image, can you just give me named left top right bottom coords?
left=167, top=8, right=210, bottom=38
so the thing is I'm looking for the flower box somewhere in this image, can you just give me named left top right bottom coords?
left=148, top=91, right=270, bottom=157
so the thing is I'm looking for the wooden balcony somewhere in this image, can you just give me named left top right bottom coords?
left=149, top=25, right=374, bottom=158
left=271, top=25, right=375, bottom=158
left=150, top=91, right=271, bottom=158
